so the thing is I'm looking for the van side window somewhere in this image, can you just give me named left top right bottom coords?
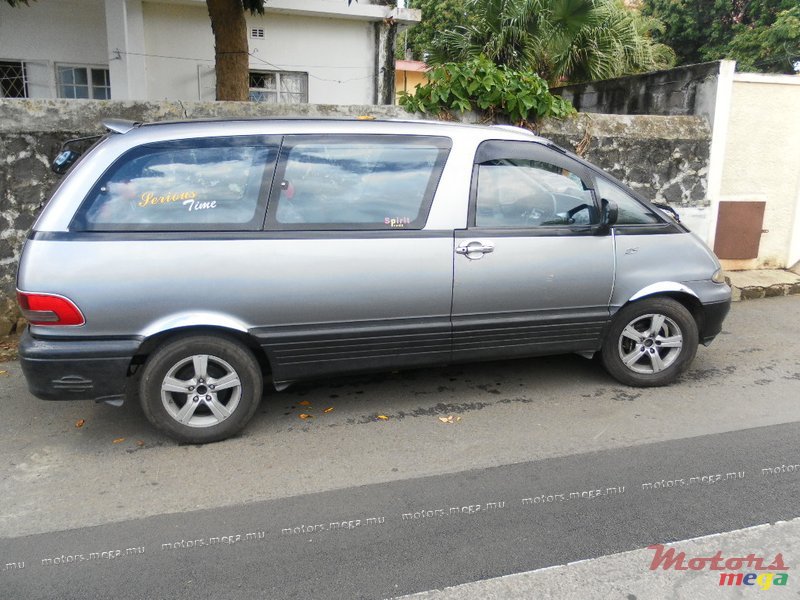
left=73, top=136, right=278, bottom=231
left=267, top=136, right=451, bottom=230
left=595, top=177, right=660, bottom=225
left=475, top=158, right=597, bottom=228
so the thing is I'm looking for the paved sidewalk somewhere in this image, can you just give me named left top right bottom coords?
left=397, top=518, right=799, bottom=599
left=725, top=269, right=800, bottom=302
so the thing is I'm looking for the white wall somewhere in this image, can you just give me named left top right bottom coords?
left=0, top=0, right=379, bottom=103
left=247, top=12, right=375, bottom=105
left=105, top=0, right=148, bottom=100
left=718, top=74, right=800, bottom=269
left=142, top=2, right=375, bottom=104
left=0, top=0, right=108, bottom=98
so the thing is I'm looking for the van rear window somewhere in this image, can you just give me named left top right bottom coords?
left=72, top=136, right=279, bottom=231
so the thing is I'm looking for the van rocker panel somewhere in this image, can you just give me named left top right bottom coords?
left=250, top=317, right=452, bottom=381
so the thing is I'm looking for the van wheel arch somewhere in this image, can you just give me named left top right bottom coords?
left=130, top=326, right=271, bottom=377
left=625, top=292, right=704, bottom=334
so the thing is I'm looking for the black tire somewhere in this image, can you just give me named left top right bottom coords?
left=139, top=333, right=263, bottom=443
left=601, top=297, right=698, bottom=387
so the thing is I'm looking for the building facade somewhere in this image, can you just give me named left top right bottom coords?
left=0, top=0, right=420, bottom=105
left=395, top=59, right=427, bottom=101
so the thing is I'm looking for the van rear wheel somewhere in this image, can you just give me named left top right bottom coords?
left=139, top=334, right=263, bottom=443
left=601, top=297, right=698, bottom=387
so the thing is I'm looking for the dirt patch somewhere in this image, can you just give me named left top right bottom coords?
left=0, top=333, right=20, bottom=362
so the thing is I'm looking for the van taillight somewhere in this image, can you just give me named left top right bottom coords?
left=17, top=291, right=85, bottom=326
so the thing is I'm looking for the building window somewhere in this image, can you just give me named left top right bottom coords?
left=56, top=65, right=111, bottom=99
left=249, top=70, right=307, bottom=104
left=0, top=60, right=28, bottom=98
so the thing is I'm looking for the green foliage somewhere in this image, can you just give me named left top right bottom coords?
left=640, top=0, right=712, bottom=65
left=241, top=0, right=265, bottom=14
left=396, top=0, right=472, bottom=61
left=398, top=56, right=576, bottom=124
left=642, top=0, right=800, bottom=73
left=428, top=0, right=675, bottom=84
left=4, top=0, right=33, bottom=5
left=241, top=0, right=357, bottom=14
left=726, top=6, right=800, bottom=72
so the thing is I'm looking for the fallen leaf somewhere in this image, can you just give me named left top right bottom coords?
left=299, top=413, right=312, bottom=420
left=75, top=419, right=85, bottom=428
left=136, top=440, right=145, bottom=447
left=377, top=415, right=389, bottom=421
left=323, top=407, right=334, bottom=413
left=298, top=400, right=311, bottom=406
left=112, top=437, right=125, bottom=444
left=438, top=416, right=457, bottom=424
left=456, top=416, right=462, bottom=422
left=438, top=416, right=450, bottom=423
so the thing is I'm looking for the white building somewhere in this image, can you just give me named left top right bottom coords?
left=0, top=0, right=420, bottom=104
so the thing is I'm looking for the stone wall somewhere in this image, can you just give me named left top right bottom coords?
left=551, top=61, right=722, bottom=125
left=539, top=113, right=710, bottom=205
left=0, top=99, right=711, bottom=332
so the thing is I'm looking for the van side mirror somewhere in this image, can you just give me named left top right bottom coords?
left=593, top=199, right=618, bottom=234
left=599, top=199, right=618, bottom=230
left=51, top=149, right=80, bottom=174
left=51, top=133, right=102, bottom=175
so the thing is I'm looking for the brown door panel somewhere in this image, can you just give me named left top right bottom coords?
left=714, top=201, right=766, bottom=260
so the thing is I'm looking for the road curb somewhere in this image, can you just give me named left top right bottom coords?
left=724, top=270, right=800, bottom=302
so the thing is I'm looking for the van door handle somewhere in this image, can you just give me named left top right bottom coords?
left=456, top=241, right=495, bottom=258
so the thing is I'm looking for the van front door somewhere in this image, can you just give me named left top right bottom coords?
left=451, top=141, right=615, bottom=363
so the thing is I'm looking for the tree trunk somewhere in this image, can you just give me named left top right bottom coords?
left=374, top=18, right=398, bottom=104
left=206, top=0, right=250, bottom=101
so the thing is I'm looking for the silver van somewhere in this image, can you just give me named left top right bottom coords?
left=17, top=118, right=731, bottom=443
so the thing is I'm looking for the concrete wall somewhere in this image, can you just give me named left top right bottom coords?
left=0, top=0, right=393, bottom=104
left=0, top=0, right=109, bottom=98
left=0, top=99, right=712, bottom=333
left=715, top=74, right=800, bottom=270
left=143, top=3, right=376, bottom=104
left=551, top=62, right=722, bottom=126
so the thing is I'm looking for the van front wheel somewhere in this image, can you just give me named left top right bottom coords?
left=139, top=334, right=263, bottom=443
left=601, top=297, right=698, bottom=387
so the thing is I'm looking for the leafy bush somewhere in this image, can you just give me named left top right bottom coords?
left=398, top=56, right=575, bottom=125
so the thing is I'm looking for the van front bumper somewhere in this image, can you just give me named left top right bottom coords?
left=700, top=299, right=731, bottom=345
left=19, top=331, right=140, bottom=402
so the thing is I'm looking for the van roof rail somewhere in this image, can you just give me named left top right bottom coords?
left=491, top=124, right=537, bottom=136
left=102, top=119, right=139, bottom=134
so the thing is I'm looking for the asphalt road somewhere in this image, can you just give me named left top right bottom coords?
left=1, top=296, right=799, bottom=598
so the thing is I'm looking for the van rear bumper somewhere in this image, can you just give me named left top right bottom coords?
left=19, top=332, right=140, bottom=401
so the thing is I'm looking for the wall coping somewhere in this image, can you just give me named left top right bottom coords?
left=733, top=73, right=800, bottom=86
left=0, top=99, right=711, bottom=141
left=550, top=61, right=723, bottom=92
